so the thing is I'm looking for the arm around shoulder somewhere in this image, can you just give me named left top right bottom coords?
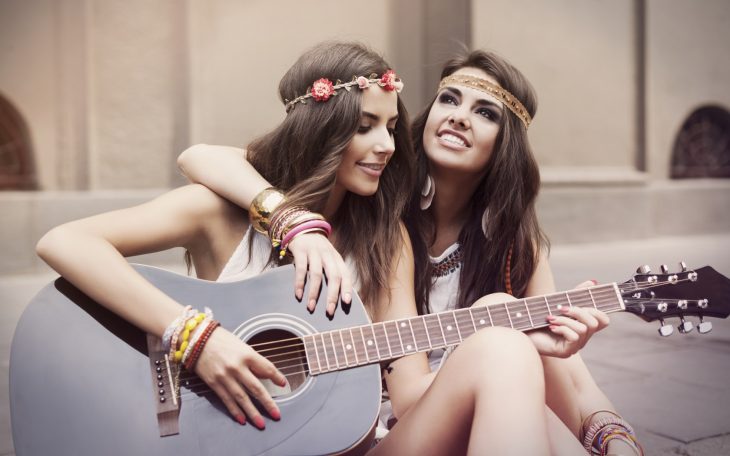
left=177, top=144, right=271, bottom=209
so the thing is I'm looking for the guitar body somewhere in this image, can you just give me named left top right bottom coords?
left=10, top=264, right=381, bottom=456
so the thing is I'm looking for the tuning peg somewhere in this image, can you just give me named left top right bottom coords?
left=698, top=316, right=713, bottom=334
left=679, top=261, right=688, bottom=272
left=658, top=318, right=674, bottom=337
left=636, top=265, right=651, bottom=274
left=678, top=316, right=694, bottom=334
left=660, top=264, right=669, bottom=274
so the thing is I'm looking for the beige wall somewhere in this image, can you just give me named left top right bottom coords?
left=646, top=0, right=730, bottom=179
left=0, top=0, right=59, bottom=189
left=188, top=0, right=393, bottom=148
left=472, top=0, right=637, bottom=172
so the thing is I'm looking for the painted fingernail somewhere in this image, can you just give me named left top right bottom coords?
left=235, top=414, right=246, bottom=425
left=546, top=315, right=556, bottom=321
left=549, top=325, right=558, bottom=331
left=278, top=376, right=288, bottom=387
left=309, top=299, right=316, bottom=310
left=344, top=293, right=351, bottom=303
left=270, top=408, right=281, bottom=421
left=295, top=288, right=303, bottom=300
left=591, top=279, right=598, bottom=285
left=560, top=306, right=570, bottom=313
left=253, top=416, right=266, bottom=430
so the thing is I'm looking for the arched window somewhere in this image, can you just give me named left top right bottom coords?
left=0, top=93, right=37, bottom=189
left=671, top=105, right=730, bottom=178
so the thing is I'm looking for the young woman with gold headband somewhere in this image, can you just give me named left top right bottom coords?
left=178, top=49, right=643, bottom=454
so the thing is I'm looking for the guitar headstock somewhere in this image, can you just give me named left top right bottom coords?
left=620, top=263, right=730, bottom=336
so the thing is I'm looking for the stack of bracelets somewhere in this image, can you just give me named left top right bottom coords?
left=249, top=187, right=332, bottom=258
left=581, top=410, right=644, bottom=456
left=162, top=305, right=221, bottom=371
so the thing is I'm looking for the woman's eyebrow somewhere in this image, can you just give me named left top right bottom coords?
left=445, top=85, right=503, bottom=110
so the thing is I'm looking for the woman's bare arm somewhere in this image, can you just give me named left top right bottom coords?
left=177, top=144, right=353, bottom=312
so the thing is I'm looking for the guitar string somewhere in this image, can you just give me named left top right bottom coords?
left=173, top=292, right=627, bottom=392
left=176, top=280, right=696, bottom=387
left=177, top=289, right=621, bottom=378
left=213, top=277, right=687, bottom=354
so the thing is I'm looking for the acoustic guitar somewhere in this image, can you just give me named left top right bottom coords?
left=10, top=263, right=730, bottom=455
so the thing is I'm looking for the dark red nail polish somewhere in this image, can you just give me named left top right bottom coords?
left=270, top=408, right=281, bottom=421
left=254, top=416, right=266, bottom=429
left=235, top=414, right=246, bottom=425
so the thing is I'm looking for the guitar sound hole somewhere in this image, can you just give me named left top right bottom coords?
left=247, top=328, right=309, bottom=397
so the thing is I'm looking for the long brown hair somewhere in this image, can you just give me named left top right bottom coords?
left=407, top=50, right=547, bottom=313
left=246, top=41, right=415, bottom=311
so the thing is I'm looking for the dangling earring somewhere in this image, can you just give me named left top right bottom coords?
left=420, top=174, right=435, bottom=210
left=481, top=207, right=490, bottom=239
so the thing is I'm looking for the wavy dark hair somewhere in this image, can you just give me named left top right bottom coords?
left=406, top=50, right=547, bottom=313
left=246, top=41, right=415, bottom=311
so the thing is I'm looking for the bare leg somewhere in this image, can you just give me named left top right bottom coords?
left=370, top=327, right=550, bottom=456
left=546, top=405, right=588, bottom=455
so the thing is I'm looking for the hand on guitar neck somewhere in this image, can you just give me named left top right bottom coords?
left=471, top=280, right=611, bottom=358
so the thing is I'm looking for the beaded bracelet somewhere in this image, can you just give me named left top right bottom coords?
left=584, top=416, right=636, bottom=454
left=599, top=429, right=643, bottom=456
left=162, top=305, right=193, bottom=352
left=184, top=321, right=221, bottom=371
left=269, top=206, right=308, bottom=241
left=580, top=409, right=622, bottom=442
left=180, top=310, right=213, bottom=364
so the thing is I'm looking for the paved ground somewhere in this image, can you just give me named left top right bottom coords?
left=1, top=234, right=729, bottom=455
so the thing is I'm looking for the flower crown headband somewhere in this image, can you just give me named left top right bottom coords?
left=438, top=74, right=532, bottom=128
left=284, top=70, right=404, bottom=113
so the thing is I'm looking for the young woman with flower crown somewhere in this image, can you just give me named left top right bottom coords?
left=34, top=41, right=580, bottom=454
left=178, top=49, right=644, bottom=455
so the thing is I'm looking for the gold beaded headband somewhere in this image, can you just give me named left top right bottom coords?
left=284, top=70, right=404, bottom=113
left=438, top=74, right=532, bottom=128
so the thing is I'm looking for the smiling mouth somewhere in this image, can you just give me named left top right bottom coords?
left=357, top=162, right=385, bottom=171
left=438, top=131, right=470, bottom=148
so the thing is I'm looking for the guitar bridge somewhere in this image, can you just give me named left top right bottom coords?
left=146, top=334, right=181, bottom=437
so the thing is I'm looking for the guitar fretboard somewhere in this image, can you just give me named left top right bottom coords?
left=303, top=283, right=623, bottom=375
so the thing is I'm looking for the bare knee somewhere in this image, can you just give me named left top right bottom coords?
left=449, top=327, right=543, bottom=381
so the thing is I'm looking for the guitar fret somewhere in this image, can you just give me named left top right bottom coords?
left=471, top=306, right=491, bottom=329
left=544, top=296, right=553, bottom=315
left=485, top=305, right=494, bottom=326
left=419, top=317, right=433, bottom=349
left=425, top=314, right=445, bottom=347
left=358, top=327, right=370, bottom=363
left=440, top=312, right=460, bottom=345
left=304, top=336, right=320, bottom=374
left=407, top=319, right=418, bottom=352
left=468, top=308, right=478, bottom=332
left=588, top=288, right=598, bottom=309
left=435, top=313, right=448, bottom=345
left=455, top=309, right=476, bottom=340
left=566, top=292, right=573, bottom=308
left=523, top=300, right=534, bottom=327
left=338, top=330, right=349, bottom=367
left=365, top=325, right=380, bottom=361
left=385, top=322, right=403, bottom=357
left=394, top=320, right=406, bottom=353
left=319, top=333, right=331, bottom=372
left=396, top=319, right=415, bottom=353
left=503, top=302, right=514, bottom=328
left=329, top=332, right=340, bottom=369
left=346, top=328, right=359, bottom=366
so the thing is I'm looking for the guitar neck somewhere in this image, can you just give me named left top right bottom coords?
left=304, top=283, right=624, bottom=375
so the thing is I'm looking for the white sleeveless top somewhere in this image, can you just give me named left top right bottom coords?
left=426, top=242, right=462, bottom=370
left=216, top=227, right=274, bottom=282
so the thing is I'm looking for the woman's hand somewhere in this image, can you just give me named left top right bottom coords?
left=528, top=280, right=610, bottom=358
left=194, top=328, right=287, bottom=429
left=287, top=232, right=353, bottom=316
